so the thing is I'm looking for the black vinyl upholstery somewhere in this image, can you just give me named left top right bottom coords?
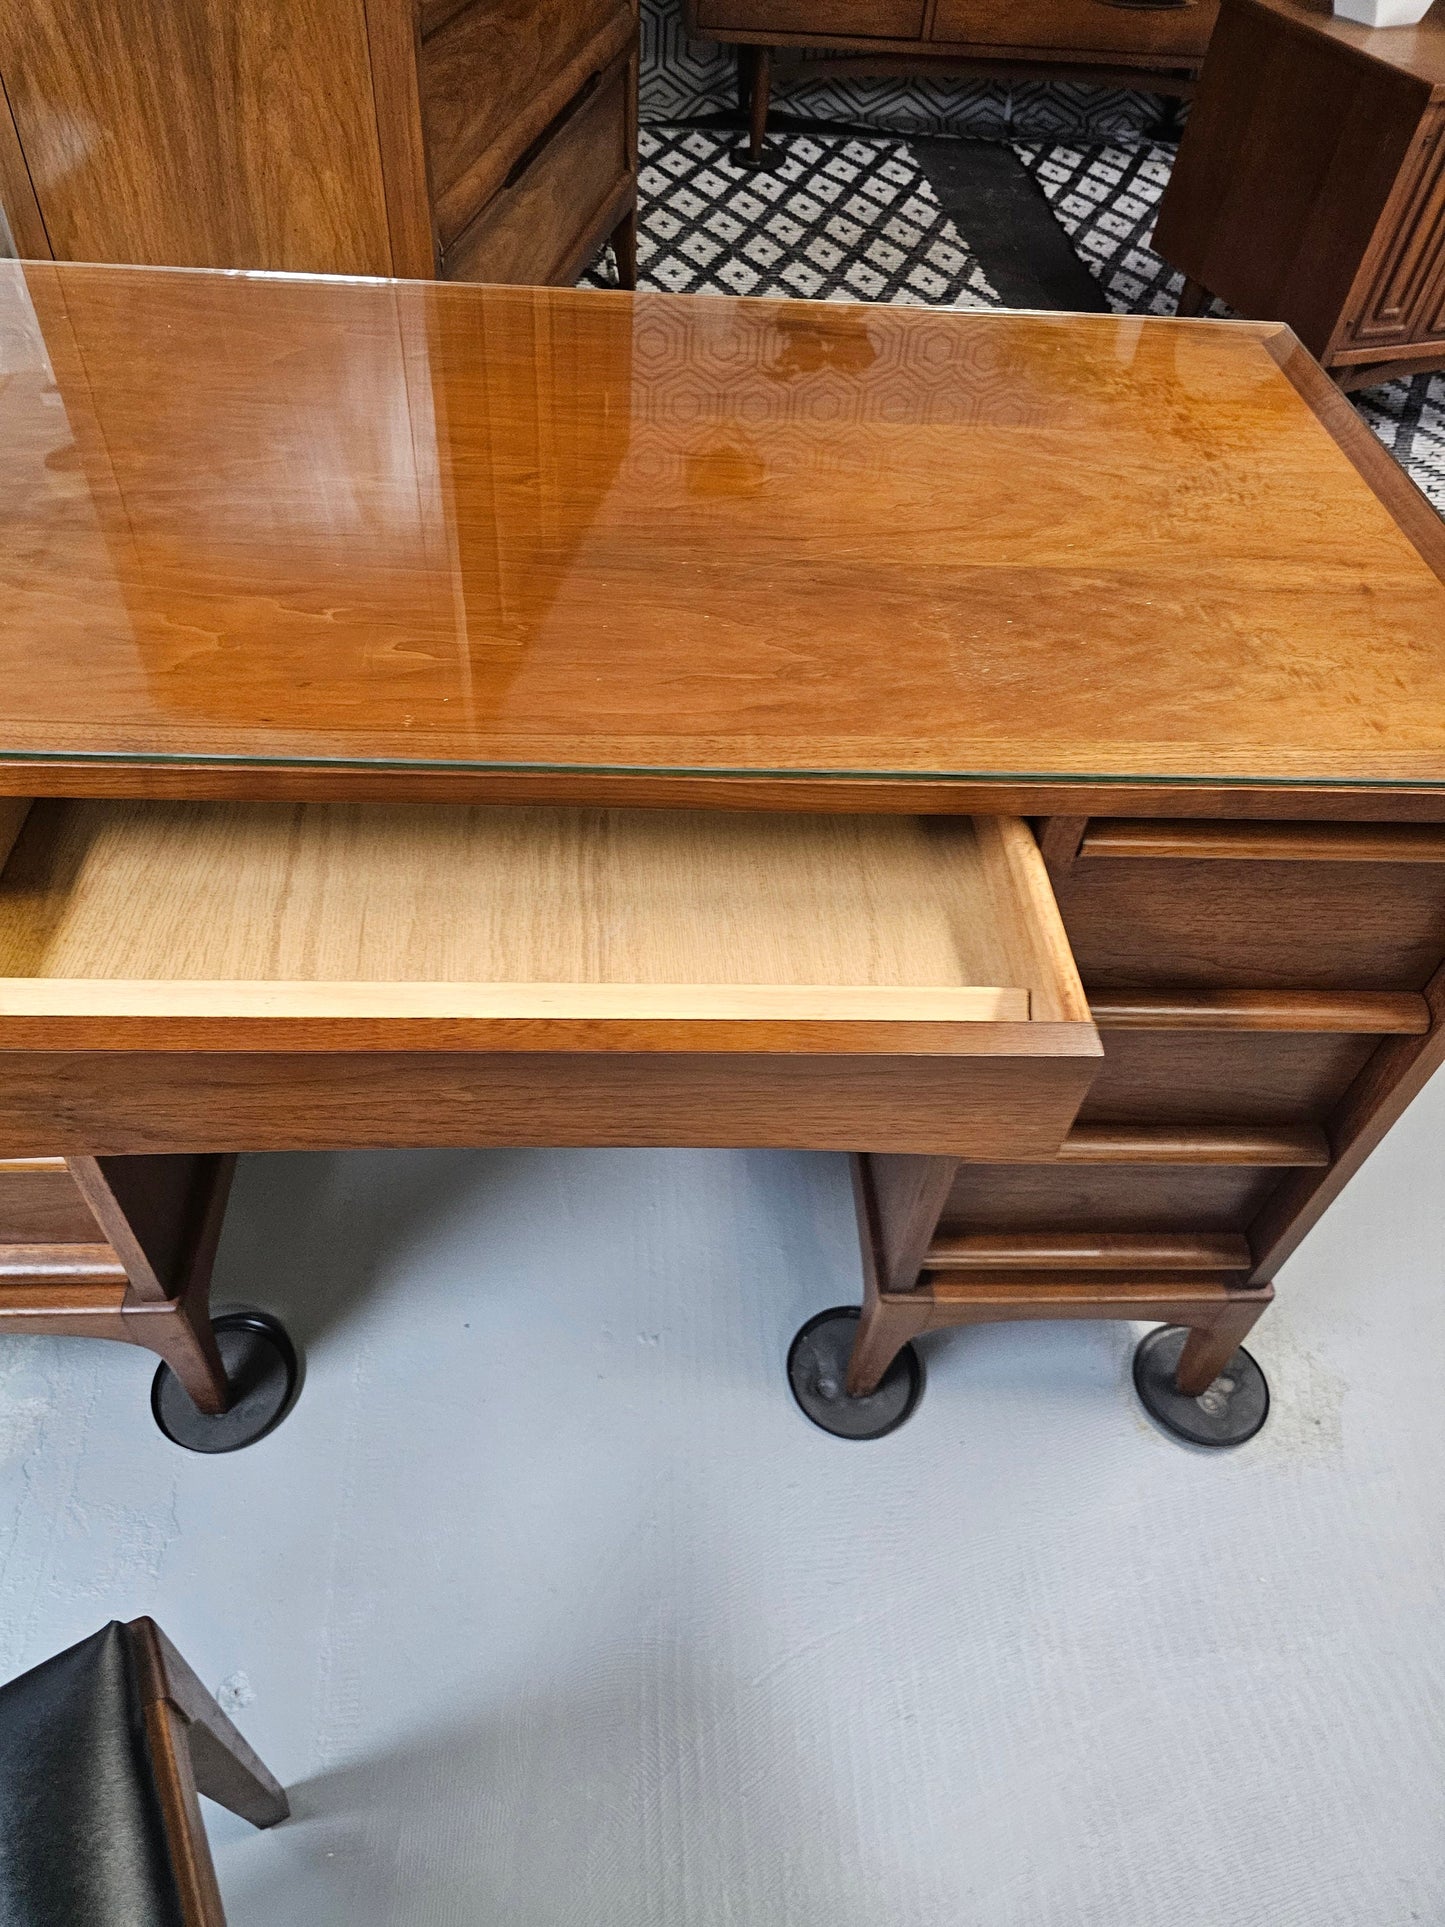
left=0, top=1622, right=186, bottom=1927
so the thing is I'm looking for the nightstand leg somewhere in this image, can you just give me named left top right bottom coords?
left=748, top=46, right=772, bottom=164
left=611, top=207, right=638, bottom=290
left=1176, top=275, right=1209, bottom=318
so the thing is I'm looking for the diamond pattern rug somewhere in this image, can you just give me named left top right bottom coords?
left=584, top=125, right=997, bottom=306
left=1017, top=138, right=1445, bottom=511
left=585, top=124, right=1444, bottom=514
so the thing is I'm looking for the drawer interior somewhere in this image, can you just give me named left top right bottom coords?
left=0, top=801, right=1092, bottom=1050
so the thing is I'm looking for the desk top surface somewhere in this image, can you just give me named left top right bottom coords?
left=3, top=260, right=1445, bottom=807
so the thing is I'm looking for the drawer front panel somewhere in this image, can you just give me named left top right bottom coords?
left=930, top=0, right=1214, bottom=59
left=0, top=800, right=1100, bottom=1154
left=1346, top=116, right=1445, bottom=349
left=443, top=57, right=632, bottom=286
left=940, top=1162, right=1281, bottom=1234
left=695, top=0, right=925, bottom=38
left=0, top=1157, right=98, bottom=1243
left=422, top=0, right=634, bottom=248
left=0, top=1052, right=1096, bottom=1158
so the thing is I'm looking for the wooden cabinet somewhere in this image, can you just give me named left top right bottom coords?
left=0, top=0, right=637, bottom=287
left=1155, top=0, right=1445, bottom=390
left=686, top=0, right=1218, bottom=162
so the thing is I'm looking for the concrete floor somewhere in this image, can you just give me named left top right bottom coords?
left=2, top=1083, right=1443, bottom=1925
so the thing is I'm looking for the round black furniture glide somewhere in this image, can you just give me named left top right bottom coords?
left=788, top=1306, right=923, bottom=1440
left=1132, top=1324, right=1270, bottom=1448
left=152, top=1311, right=301, bottom=1453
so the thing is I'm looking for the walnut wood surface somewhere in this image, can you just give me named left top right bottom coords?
left=1087, top=988, right=1430, bottom=1031
left=1057, top=1121, right=1329, bottom=1164
left=1083, top=820, right=1445, bottom=861
left=0, top=0, right=395, bottom=273
left=0, top=1049, right=1101, bottom=1157
left=129, top=1618, right=287, bottom=1927
left=1155, top=0, right=1445, bottom=370
left=3, top=266, right=1445, bottom=800
left=924, top=1230, right=1252, bottom=1270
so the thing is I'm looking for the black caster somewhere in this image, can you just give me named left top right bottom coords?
left=728, top=141, right=784, bottom=171
left=1132, top=1325, right=1269, bottom=1449
left=152, top=1310, right=301, bottom=1453
left=787, top=1307, right=923, bottom=1440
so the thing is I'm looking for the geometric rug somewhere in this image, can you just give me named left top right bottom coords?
left=584, top=124, right=1445, bottom=514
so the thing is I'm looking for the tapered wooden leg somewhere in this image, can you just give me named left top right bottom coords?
left=1176, top=275, right=1209, bottom=318
left=747, top=46, right=772, bottom=163
left=846, top=1294, right=930, bottom=1398
left=611, top=207, right=638, bottom=290
left=125, top=1295, right=231, bottom=1415
left=1173, top=1297, right=1271, bottom=1398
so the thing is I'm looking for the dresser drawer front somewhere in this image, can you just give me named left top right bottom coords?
left=443, top=55, right=633, bottom=286
left=695, top=0, right=925, bottom=38
left=422, top=0, right=634, bottom=251
left=1344, top=116, right=1445, bottom=351
left=0, top=1157, right=98, bottom=1243
left=930, top=0, right=1214, bottom=59
left=0, top=799, right=1099, bottom=1154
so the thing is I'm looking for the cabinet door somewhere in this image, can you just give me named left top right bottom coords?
left=930, top=0, right=1215, bottom=59
left=0, top=0, right=393, bottom=273
left=1343, top=113, right=1445, bottom=351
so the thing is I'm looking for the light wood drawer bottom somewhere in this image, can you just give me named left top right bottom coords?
left=0, top=799, right=1100, bottom=1154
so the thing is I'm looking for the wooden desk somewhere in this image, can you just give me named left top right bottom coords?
left=2, top=262, right=1444, bottom=1447
left=1157, top=0, right=1445, bottom=391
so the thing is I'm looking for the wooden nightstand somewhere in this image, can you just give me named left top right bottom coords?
left=1155, top=0, right=1445, bottom=390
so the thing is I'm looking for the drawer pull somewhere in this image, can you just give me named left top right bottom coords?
left=502, top=72, right=602, bottom=191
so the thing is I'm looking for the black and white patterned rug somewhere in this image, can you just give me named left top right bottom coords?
left=585, top=124, right=1445, bottom=513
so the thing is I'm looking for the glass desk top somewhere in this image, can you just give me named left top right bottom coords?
left=3, top=259, right=1445, bottom=793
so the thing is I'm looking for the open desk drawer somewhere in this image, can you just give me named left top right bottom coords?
left=0, top=802, right=1101, bottom=1155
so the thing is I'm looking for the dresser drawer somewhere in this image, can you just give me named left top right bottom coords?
left=421, top=0, right=634, bottom=249
left=0, top=800, right=1100, bottom=1155
left=930, top=0, right=1215, bottom=59
left=695, top=0, right=925, bottom=37
left=442, top=54, right=632, bottom=286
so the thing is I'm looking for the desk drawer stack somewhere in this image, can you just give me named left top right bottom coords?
left=850, top=816, right=1445, bottom=1403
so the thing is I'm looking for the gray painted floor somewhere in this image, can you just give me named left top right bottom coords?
left=2, top=1084, right=1443, bottom=1924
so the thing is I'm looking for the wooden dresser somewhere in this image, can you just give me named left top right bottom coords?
left=3, top=264, right=1445, bottom=1451
left=684, top=0, right=1219, bottom=162
left=1156, top=0, right=1445, bottom=391
left=0, top=0, right=638, bottom=287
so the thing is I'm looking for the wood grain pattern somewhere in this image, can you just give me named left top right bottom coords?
left=0, top=800, right=30, bottom=873
left=1058, top=1121, right=1329, bottom=1164
left=3, top=267, right=1445, bottom=797
left=1054, top=857, right=1445, bottom=990
left=1088, top=988, right=1430, bottom=1031
left=1082, top=819, right=1445, bottom=862
left=1248, top=956, right=1445, bottom=1281
left=1154, top=0, right=1445, bottom=373
left=423, top=0, right=632, bottom=245
left=924, top=1230, right=1252, bottom=1270
left=0, top=800, right=1077, bottom=1006
left=0, top=1049, right=1103, bottom=1156
left=442, top=54, right=633, bottom=283
left=1077, top=1027, right=1378, bottom=1127
left=0, top=1156, right=101, bottom=1242
left=939, top=1161, right=1283, bottom=1230
left=0, top=74, right=47, bottom=258
left=0, top=0, right=395, bottom=273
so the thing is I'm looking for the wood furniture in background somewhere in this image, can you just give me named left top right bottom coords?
left=684, top=0, right=1219, bottom=164
left=0, top=1619, right=288, bottom=1927
left=3, top=265, right=1445, bottom=1446
left=1155, top=0, right=1445, bottom=390
left=0, top=0, right=638, bottom=287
